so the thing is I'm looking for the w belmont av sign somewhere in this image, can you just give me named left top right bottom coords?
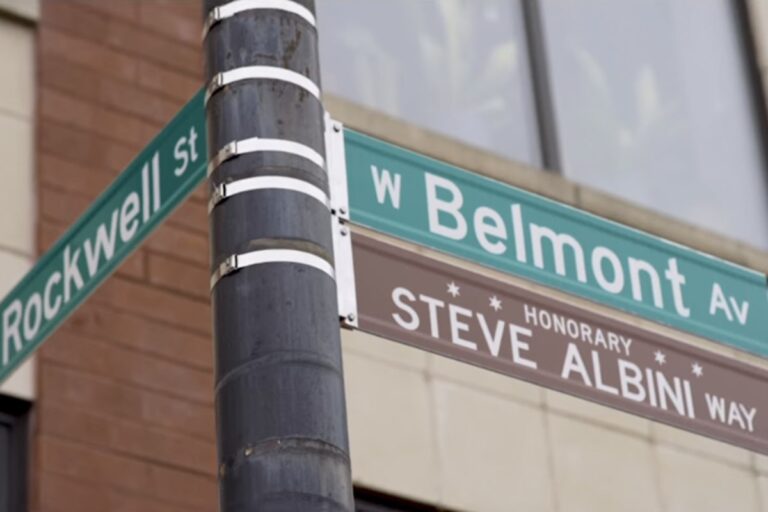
left=353, top=234, right=768, bottom=454
left=0, top=90, right=206, bottom=382
left=344, top=130, right=768, bottom=357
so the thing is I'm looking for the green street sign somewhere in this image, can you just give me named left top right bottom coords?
left=0, top=90, right=207, bottom=382
left=7, top=86, right=767, bottom=382
left=344, top=129, right=768, bottom=357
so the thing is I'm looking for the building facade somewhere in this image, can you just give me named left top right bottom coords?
left=2, top=0, right=768, bottom=510
left=0, top=0, right=37, bottom=509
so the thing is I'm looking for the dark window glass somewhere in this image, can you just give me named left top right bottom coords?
left=354, top=488, right=448, bottom=512
left=0, top=396, right=29, bottom=512
left=0, top=425, right=9, bottom=511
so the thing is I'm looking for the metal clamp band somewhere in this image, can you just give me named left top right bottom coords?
left=206, top=66, right=320, bottom=104
left=210, top=249, right=335, bottom=290
left=207, top=137, right=325, bottom=176
left=209, top=176, right=330, bottom=212
left=203, top=0, right=316, bottom=39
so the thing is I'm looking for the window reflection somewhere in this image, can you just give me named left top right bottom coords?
left=318, top=0, right=540, bottom=165
left=542, top=0, right=768, bottom=249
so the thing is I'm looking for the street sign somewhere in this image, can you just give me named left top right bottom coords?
left=0, top=90, right=206, bottom=382
left=343, top=129, right=768, bottom=357
left=8, top=89, right=767, bottom=389
left=353, top=234, right=768, bottom=454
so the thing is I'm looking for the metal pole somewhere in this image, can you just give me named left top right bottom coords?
left=202, top=1, right=354, bottom=510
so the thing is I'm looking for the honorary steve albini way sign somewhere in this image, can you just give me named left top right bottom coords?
left=353, top=234, right=768, bottom=454
left=0, top=90, right=206, bottom=382
left=344, top=130, right=768, bottom=358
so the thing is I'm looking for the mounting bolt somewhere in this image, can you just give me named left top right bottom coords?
left=346, top=313, right=356, bottom=322
left=340, top=227, right=348, bottom=237
left=333, top=123, right=342, bottom=133
left=244, top=446, right=253, bottom=457
left=339, top=207, right=347, bottom=215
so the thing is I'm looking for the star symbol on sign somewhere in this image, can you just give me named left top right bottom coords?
left=489, top=296, right=502, bottom=311
left=691, top=363, right=703, bottom=378
left=654, top=350, right=667, bottom=365
left=447, top=282, right=460, bottom=298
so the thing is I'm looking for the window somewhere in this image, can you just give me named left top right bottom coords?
left=318, top=0, right=541, bottom=165
left=355, top=488, right=449, bottom=512
left=0, top=395, right=29, bottom=512
left=540, top=0, right=768, bottom=249
left=318, top=0, right=768, bottom=250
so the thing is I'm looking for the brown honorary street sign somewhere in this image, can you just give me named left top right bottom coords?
left=353, top=234, right=768, bottom=455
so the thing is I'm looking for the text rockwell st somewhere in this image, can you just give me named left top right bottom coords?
left=0, top=91, right=206, bottom=381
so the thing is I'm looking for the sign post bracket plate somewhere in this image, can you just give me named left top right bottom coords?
left=325, top=113, right=358, bottom=329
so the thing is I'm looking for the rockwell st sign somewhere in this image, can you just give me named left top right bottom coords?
left=353, top=234, right=768, bottom=454
left=343, top=130, right=768, bottom=357
left=0, top=90, right=206, bottom=382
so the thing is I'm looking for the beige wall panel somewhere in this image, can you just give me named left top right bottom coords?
left=0, top=248, right=28, bottom=291
left=343, top=328, right=428, bottom=372
left=0, top=358, right=34, bottom=401
left=0, top=17, right=34, bottom=119
left=656, top=446, right=760, bottom=512
left=548, top=414, right=662, bottom=512
left=757, top=475, right=768, bottom=511
left=343, top=350, right=440, bottom=503
left=0, top=113, right=34, bottom=255
left=432, top=380, right=555, bottom=512
left=752, top=453, right=768, bottom=475
left=652, top=422, right=752, bottom=467
left=544, top=389, right=651, bottom=437
left=428, top=353, right=542, bottom=407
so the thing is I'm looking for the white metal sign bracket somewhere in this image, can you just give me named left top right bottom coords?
left=325, top=113, right=358, bottom=329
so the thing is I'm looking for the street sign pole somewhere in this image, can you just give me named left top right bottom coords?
left=202, top=1, right=354, bottom=510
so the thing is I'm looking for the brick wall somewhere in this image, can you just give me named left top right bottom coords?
left=34, top=2, right=216, bottom=510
